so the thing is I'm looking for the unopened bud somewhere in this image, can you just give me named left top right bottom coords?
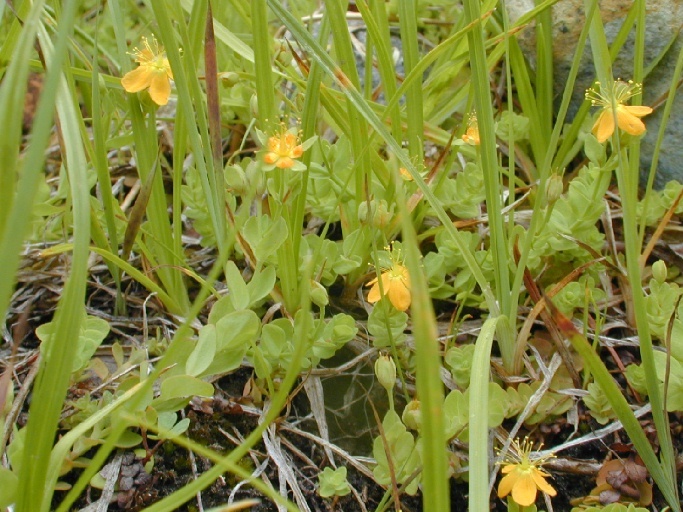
left=310, top=280, right=329, bottom=307
left=218, top=71, right=240, bottom=88
left=375, top=354, right=396, bottom=392
left=402, top=399, right=421, bottom=430
left=652, top=260, right=668, bottom=284
left=545, top=174, right=564, bottom=205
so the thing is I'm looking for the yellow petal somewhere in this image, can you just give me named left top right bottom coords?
left=497, top=472, right=516, bottom=498
left=367, top=282, right=382, bottom=303
left=616, top=106, right=647, bottom=136
left=148, top=72, right=171, bottom=105
left=501, top=464, right=516, bottom=474
left=291, top=145, right=303, bottom=158
left=624, top=105, right=653, bottom=117
left=531, top=470, right=557, bottom=496
left=121, top=66, right=152, bottom=93
left=511, top=474, right=538, bottom=507
left=592, top=109, right=615, bottom=143
left=276, top=157, right=294, bottom=169
left=388, top=280, right=411, bottom=311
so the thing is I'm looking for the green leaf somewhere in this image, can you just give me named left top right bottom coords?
left=160, top=375, right=214, bottom=400
left=214, top=310, right=261, bottom=352
left=37, top=314, right=110, bottom=373
left=185, top=324, right=217, bottom=377
left=225, top=260, right=249, bottom=311
left=653, top=352, right=683, bottom=411
left=241, top=216, right=288, bottom=262
left=0, top=467, right=18, bottom=509
left=317, top=466, right=350, bottom=498
left=247, top=265, right=276, bottom=304
left=372, top=410, right=421, bottom=495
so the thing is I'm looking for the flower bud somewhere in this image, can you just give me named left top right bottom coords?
left=374, top=354, right=396, bottom=392
left=310, top=280, right=329, bottom=307
left=545, top=174, right=564, bottom=206
left=250, top=94, right=259, bottom=118
left=402, top=399, right=421, bottom=431
left=218, top=71, right=240, bottom=88
left=652, top=260, right=668, bottom=284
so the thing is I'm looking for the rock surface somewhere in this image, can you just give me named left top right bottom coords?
left=506, top=0, right=683, bottom=188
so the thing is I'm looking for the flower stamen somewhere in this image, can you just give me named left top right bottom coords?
left=585, top=79, right=652, bottom=143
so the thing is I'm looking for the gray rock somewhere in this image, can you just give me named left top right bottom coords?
left=506, top=0, right=683, bottom=188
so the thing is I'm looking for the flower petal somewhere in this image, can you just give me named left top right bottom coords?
left=388, top=280, right=411, bottom=311
left=624, top=105, right=653, bottom=117
left=616, top=106, right=647, bottom=136
left=497, top=472, right=516, bottom=498
left=148, top=72, right=171, bottom=105
left=121, top=66, right=153, bottom=93
left=592, top=109, right=615, bottom=143
left=531, top=470, right=557, bottom=497
left=367, top=283, right=381, bottom=303
left=276, top=157, right=294, bottom=169
left=511, top=474, right=538, bottom=507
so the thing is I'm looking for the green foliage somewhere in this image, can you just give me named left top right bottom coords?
left=368, top=299, right=408, bottom=348
left=444, top=344, right=475, bottom=389
left=571, top=503, right=649, bottom=512
left=444, top=382, right=509, bottom=441
left=583, top=382, right=616, bottom=425
left=552, top=277, right=606, bottom=317
left=372, top=410, right=421, bottom=495
left=317, top=466, right=351, bottom=498
left=36, top=312, right=110, bottom=374
left=0, top=467, right=18, bottom=509
left=528, top=165, right=611, bottom=269
left=645, top=276, right=681, bottom=340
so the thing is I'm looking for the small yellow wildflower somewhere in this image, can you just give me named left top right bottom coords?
left=366, top=251, right=411, bottom=312
left=121, top=37, right=173, bottom=106
left=462, top=113, right=480, bottom=145
left=399, top=167, right=413, bottom=181
left=262, top=126, right=305, bottom=171
left=585, top=80, right=653, bottom=143
left=497, top=438, right=556, bottom=507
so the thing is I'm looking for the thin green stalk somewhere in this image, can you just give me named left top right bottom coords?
left=394, top=168, right=449, bottom=512
left=510, top=0, right=598, bottom=374
left=251, top=0, right=275, bottom=125
left=554, top=307, right=680, bottom=510
left=585, top=0, right=678, bottom=504
left=397, top=0, right=423, bottom=163
left=265, top=0, right=500, bottom=316
left=17, top=6, right=89, bottom=509
left=641, top=37, right=683, bottom=237
left=462, top=0, right=514, bottom=369
left=0, top=0, right=50, bottom=311
left=360, top=0, right=402, bottom=143
left=151, top=0, right=226, bottom=256
left=469, top=316, right=504, bottom=512
left=324, top=0, right=371, bottom=227
left=91, top=26, right=124, bottom=314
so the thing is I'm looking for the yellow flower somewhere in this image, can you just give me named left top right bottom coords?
left=497, top=438, right=556, bottom=507
left=462, top=113, right=480, bottom=145
left=121, top=37, right=173, bottom=106
left=366, top=260, right=411, bottom=312
left=585, top=80, right=653, bottom=143
left=399, top=167, right=413, bottom=181
left=263, top=126, right=305, bottom=171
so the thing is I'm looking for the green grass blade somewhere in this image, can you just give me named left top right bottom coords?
left=469, top=316, right=504, bottom=512
left=16, top=5, right=90, bottom=510
left=265, top=0, right=499, bottom=314
left=552, top=304, right=680, bottom=510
